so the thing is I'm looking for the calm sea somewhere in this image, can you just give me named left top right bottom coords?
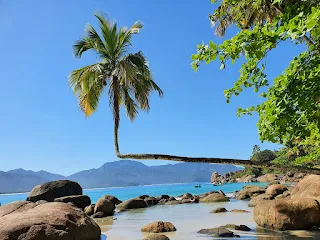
left=0, top=182, right=265, bottom=205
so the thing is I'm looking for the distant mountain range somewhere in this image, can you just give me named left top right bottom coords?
left=0, top=161, right=242, bottom=193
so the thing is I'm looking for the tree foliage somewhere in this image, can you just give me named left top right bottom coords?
left=191, top=0, right=320, bottom=166
left=251, top=149, right=277, bottom=162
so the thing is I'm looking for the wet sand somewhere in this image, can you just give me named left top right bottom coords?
left=96, top=199, right=320, bottom=239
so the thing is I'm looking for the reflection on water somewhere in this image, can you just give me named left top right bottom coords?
left=98, top=200, right=320, bottom=240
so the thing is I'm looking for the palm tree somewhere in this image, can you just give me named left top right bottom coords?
left=69, top=13, right=319, bottom=174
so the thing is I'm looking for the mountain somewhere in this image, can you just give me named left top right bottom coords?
left=0, top=161, right=242, bottom=193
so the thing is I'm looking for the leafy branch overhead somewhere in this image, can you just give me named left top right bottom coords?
left=191, top=0, right=320, bottom=167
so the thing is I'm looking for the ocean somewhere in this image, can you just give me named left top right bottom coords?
left=0, top=182, right=265, bottom=205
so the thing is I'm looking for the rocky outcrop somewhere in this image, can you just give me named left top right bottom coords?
left=198, top=228, right=239, bottom=237
left=200, top=193, right=229, bottom=202
left=118, top=198, right=147, bottom=211
left=291, top=175, right=320, bottom=201
left=94, top=196, right=116, bottom=217
left=0, top=201, right=101, bottom=240
left=211, top=172, right=237, bottom=184
left=265, top=184, right=288, bottom=198
left=141, top=221, right=176, bottom=233
left=100, top=195, right=122, bottom=205
left=54, top=195, right=91, bottom=210
left=236, top=186, right=266, bottom=200
left=145, top=197, right=159, bottom=206
left=27, top=180, right=82, bottom=202
left=254, top=198, right=320, bottom=230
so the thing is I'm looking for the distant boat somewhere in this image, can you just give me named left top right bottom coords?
left=194, top=184, right=201, bottom=188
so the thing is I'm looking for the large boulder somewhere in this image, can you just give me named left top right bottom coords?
left=141, top=221, right=176, bottom=233
left=253, top=198, right=320, bottom=230
left=257, top=174, right=278, bottom=182
left=265, top=184, right=288, bottom=197
left=27, top=180, right=82, bottom=202
left=220, top=224, right=251, bottom=231
left=248, top=194, right=273, bottom=207
left=54, top=195, right=91, bottom=210
left=118, top=198, right=147, bottom=211
left=0, top=201, right=101, bottom=240
left=94, top=196, right=115, bottom=217
left=291, top=175, right=320, bottom=201
left=236, top=186, right=265, bottom=200
left=145, top=197, right=159, bottom=206
left=84, top=204, right=95, bottom=216
left=200, top=193, right=229, bottom=203
left=99, top=195, right=122, bottom=205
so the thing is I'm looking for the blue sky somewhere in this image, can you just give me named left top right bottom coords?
left=0, top=0, right=304, bottom=175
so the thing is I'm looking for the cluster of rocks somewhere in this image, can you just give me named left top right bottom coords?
left=233, top=174, right=320, bottom=231
left=0, top=180, right=101, bottom=240
left=211, top=171, right=309, bottom=185
left=198, top=223, right=251, bottom=238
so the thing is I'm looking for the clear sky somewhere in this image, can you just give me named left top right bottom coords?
left=0, top=0, right=304, bottom=176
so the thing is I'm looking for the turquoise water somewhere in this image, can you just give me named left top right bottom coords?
left=0, top=182, right=266, bottom=205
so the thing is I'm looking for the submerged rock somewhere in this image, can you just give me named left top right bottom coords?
left=141, top=221, right=176, bottom=233
left=0, top=201, right=101, bottom=240
left=198, top=228, right=239, bottom=237
left=144, top=234, right=170, bottom=240
left=27, top=180, right=82, bottom=202
left=230, top=209, right=249, bottom=213
left=220, top=224, right=251, bottom=231
left=211, top=207, right=228, bottom=213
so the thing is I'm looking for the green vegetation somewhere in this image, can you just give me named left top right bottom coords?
left=251, top=150, right=277, bottom=163
left=69, top=13, right=163, bottom=156
left=192, top=0, right=320, bottom=167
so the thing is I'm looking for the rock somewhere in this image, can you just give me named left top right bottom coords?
left=165, top=200, right=181, bottom=205
left=145, top=197, right=159, bottom=206
left=253, top=198, right=320, bottom=230
left=144, top=234, right=170, bottom=240
left=0, top=201, right=100, bottom=240
left=181, top=199, right=192, bottom=204
left=236, top=186, right=265, bottom=200
left=94, top=196, right=115, bottom=216
left=248, top=194, right=273, bottom=207
left=220, top=224, right=251, bottom=231
left=85, top=204, right=95, bottom=216
left=291, top=175, right=320, bottom=201
left=92, top=211, right=105, bottom=218
left=158, top=199, right=168, bottom=205
left=230, top=209, right=249, bottom=213
left=141, top=221, right=176, bottom=233
left=158, top=195, right=170, bottom=200
left=138, top=195, right=150, bottom=200
left=54, top=195, right=91, bottom=209
left=211, top=207, right=228, bottom=213
left=118, top=198, right=147, bottom=211
left=257, top=174, right=278, bottom=182
left=236, top=175, right=257, bottom=183
left=27, top=180, right=82, bottom=202
left=275, top=191, right=290, bottom=199
left=268, top=180, right=280, bottom=186
left=265, top=184, right=288, bottom=197
left=168, top=197, right=176, bottom=201
left=198, top=228, right=238, bottom=237
left=182, top=193, right=193, bottom=199
left=200, top=193, right=229, bottom=202
left=101, top=195, right=122, bottom=205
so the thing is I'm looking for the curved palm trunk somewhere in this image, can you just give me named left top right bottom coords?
left=113, top=125, right=320, bottom=174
